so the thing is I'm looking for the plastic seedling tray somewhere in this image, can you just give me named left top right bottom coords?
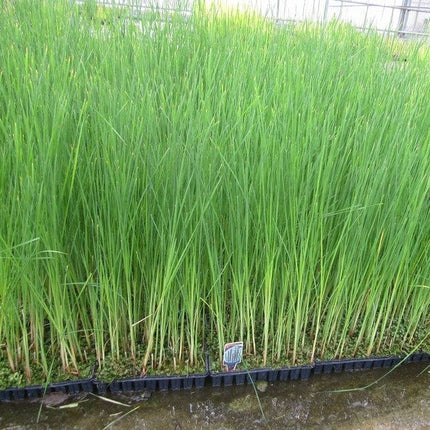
left=0, top=352, right=428, bottom=401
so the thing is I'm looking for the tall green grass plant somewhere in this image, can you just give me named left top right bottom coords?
left=0, top=0, right=429, bottom=383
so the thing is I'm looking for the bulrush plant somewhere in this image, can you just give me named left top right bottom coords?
left=0, top=0, right=429, bottom=384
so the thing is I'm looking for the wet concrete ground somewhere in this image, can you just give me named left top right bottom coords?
left=0, top=362, right=429, bottom=429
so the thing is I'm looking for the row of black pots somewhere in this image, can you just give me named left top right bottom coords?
left=1, top=351, right=428, bottom=401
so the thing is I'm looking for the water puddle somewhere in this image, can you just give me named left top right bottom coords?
left=0, top=362, right=428, bottom=429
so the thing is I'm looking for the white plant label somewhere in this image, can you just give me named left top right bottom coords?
left=223, top=341, right=243, bottom=372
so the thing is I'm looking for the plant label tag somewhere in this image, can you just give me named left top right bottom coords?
left=223, top=341, right=243, bottom=372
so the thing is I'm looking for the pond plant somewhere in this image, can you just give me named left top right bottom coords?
left=0, top=0, right=429, bottom=386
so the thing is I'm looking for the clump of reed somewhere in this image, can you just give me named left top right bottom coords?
left=0, top=0, right=429, bottom=383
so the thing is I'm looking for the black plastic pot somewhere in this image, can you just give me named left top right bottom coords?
left=406, top=352, right=430, bottom=363
left=100, top=371, right=208, bottom=395
left=48, top=379, right=94, bottom=395
left=313, top=356, right=400, bottom=374
left=276, top=365, right=313, bottom=381
left=0, top=378, right=94, bottom=401
left=209, top=364, right=313, bottom=387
